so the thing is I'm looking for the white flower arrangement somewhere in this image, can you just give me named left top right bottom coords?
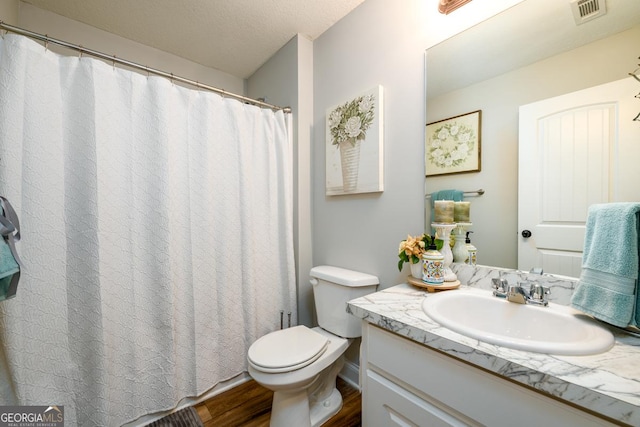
left=329, top=94, right=376, bottom=147
left=427, top=121, right=475, bottom=168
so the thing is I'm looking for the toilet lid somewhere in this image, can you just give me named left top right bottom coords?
left=248, top=325, right=329, bottom=373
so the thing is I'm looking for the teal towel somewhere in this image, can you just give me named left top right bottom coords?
left=0, top=237, right=19, bottom=301
left=570, top=202, right=640, bottom=327
left=0, top=196, right=21, bottom=302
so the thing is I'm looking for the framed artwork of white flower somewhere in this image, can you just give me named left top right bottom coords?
left=325, top=85, right=384, bottom=196
left=425, top=110, right=481, bottom=176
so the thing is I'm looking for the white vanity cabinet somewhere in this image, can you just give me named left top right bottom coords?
left=361, top=323, right=619, bottom=427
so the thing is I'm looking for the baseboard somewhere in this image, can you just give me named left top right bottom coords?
left=338, top=359, right=361, bottom=391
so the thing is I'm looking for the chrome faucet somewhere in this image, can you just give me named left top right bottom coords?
left=507, top=285, right=529, bottom=304
left=493, top=279, right=550, bottom=306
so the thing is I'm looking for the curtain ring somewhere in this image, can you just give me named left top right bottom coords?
left=78, top=46, right=83, bottom=59
left=44, top=37, right=49, bottom=51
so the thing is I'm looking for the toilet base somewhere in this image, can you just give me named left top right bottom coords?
left=309, top=354, right=344, bottom=426
left=271, top=388, right=312, bottom=427
left=270, top=386, right=343, bottom=427
left=310, top=387, right=342, bottom=427
left=267, top=356, right=345, bottom=427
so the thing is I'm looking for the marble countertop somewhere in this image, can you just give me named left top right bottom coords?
left=347, top=283, right=640, bottom=426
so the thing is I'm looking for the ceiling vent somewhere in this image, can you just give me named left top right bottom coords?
left=571, top=0, right=607, bottom=25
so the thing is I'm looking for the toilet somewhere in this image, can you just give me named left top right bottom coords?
left=247, top=265, right=379, bottom=427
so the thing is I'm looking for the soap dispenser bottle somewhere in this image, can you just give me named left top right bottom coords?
left=465, top=231, right=477, bottom=266
left=422, top=236, right=444, bottom=284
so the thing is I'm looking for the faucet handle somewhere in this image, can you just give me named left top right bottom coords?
left=493, top=278, right=508, bottom=289
left=491, top=278, right=507, bottom=291
left=529, top=283, right=550, bottom=306
left=491, top=278, right=509, bottom=297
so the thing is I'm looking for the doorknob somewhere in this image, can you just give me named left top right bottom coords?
left=521, top=230, right=532, bottom=238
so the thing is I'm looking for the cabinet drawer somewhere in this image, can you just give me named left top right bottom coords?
left=365, top=368, right=479, bottom=427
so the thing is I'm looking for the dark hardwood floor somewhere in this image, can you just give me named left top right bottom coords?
left=194, top=377, right=362, bottom=426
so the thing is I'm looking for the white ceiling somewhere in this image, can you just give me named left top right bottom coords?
left=22, top=0, right=367, bottom=78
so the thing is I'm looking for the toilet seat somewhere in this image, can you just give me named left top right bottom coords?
left=248, top=325, right=330, bottom=373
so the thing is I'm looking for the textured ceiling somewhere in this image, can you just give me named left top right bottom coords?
left=23, top=0, right=367, bottom=78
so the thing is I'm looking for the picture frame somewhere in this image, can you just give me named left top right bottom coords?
left=425, top=110, right=481, bottom=176
left=325, top=85, right=384, bottom=196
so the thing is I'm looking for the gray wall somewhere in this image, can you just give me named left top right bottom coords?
left=0, top=0, right=18, bottom=24
left=312, top=0, right=429, bottom=289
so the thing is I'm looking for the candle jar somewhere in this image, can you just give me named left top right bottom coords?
left=434, top=200, right=454, bottom=223
left=454, top=201, right=471, bottom=222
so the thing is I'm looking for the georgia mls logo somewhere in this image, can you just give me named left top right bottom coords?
left=0, top=405, right=64, bottom=426
left=44, top=406, right=63, bottom=421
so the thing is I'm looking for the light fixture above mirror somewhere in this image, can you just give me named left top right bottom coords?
left=438, top=0, right=473, bottom=15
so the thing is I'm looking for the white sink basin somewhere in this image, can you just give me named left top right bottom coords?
left=421, top=287, right=614, bottom=355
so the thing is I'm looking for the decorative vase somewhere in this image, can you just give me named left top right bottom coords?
left=410, top=260, right=423, bottom=279
left=422, top=248, right=444, bottom=284
left=339, top=138, right=361, bottom=192
left=452, top=223, right=472, bottom=263
left=432, top=222, right=457, bottom=282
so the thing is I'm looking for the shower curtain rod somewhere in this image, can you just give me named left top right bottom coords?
left=0, top=21, right=292, bottom=113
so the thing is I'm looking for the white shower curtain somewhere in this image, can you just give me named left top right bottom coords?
left=0, top=34, right=296, bottom=425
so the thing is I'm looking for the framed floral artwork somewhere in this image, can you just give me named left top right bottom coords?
left=425, top=110, right=481, bottom=176
left=325, top=85, right=384, bottom=196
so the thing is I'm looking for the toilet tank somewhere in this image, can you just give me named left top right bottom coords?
left=310, top=265, right=379, bottom=338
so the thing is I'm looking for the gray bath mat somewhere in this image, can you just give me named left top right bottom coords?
left=146, top=407, right=203, bottom=427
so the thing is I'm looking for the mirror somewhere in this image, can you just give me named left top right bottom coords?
left=425, top=0, right=640, bottom=277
